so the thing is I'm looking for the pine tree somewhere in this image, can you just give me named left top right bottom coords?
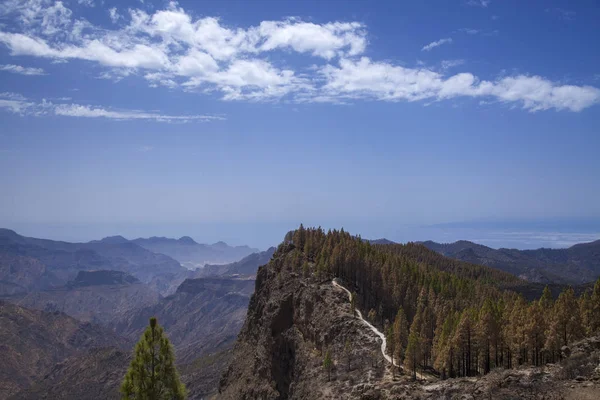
left=344, top=338, right=352, bottom=371
left=323, top=349, right=333, bottom=381
left=393, top=307, right=409, bottom=364
left=591, top=279, right=600, bottom=334
left=121, top=317, right=186, bottom=400
left=404, top=329, right=420, bottom=380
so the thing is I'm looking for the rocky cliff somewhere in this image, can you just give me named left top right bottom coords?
left=218, top=244, right=385, bottom=399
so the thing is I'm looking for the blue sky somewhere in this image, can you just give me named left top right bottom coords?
left=1, top=0, right=599, bottom=249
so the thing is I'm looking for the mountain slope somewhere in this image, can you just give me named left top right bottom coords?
left=421, top=239, right=600, bottom=283
left=115, top=276, right=254, bottom=363
left=7, top=270, right=161, bottom=326
left=0, top=301, right=127, bottom=399
left=201, top=247, right=276, bottom=277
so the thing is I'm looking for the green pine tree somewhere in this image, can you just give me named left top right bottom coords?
left=121, top=317, right=186, bottom=400
left=323, top=349, right=333, bottom=381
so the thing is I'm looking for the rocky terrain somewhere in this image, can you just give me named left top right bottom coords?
left=12, top=346, right=233, bottom=400
left=422, top=239, right=600, bottom=284
left=219, top=247, right=387, bottom=399
left=6, top=270, right=161, bottom=326
left=0, top=301, right=128, bottom=399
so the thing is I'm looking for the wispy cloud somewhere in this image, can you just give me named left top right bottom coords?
left=441, top=59, right=465, bottom=70
left=0, top=92, right=225, bottom=122
left=466, top=0, right=491, bottom=7
left=108, top=7, right=120, bottom=24
left=421, top=38, right=453, bottom=52
left=0, top=63, right=45, bottom=75
left=137, top=145, right=153, bottom=152
left=546, top=8, right=576, bottom=21
left=54, top=104, right=223, bottom=122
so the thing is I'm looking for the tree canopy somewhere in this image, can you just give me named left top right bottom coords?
left=121, top=317, right=186, bottom=400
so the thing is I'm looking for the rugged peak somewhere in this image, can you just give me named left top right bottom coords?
left=98, top=235, right=129, bottom=244
left=178, top=236, right=197, bottom=245
left=67, top=270, right=139, bottom=288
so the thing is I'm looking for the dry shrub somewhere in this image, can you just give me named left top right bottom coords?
left=557, top=353, right=600, bottom=380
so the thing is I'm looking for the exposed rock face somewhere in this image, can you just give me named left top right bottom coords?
left=219, top=247, right=384, bottom=399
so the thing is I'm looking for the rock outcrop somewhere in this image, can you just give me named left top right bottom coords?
left=219, top=245, right=384, bottom=399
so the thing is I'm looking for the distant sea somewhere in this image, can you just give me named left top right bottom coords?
left=391, top=218, right=600, bottom=250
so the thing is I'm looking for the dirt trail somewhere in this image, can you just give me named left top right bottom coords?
left=332, top=279, right=430, bottom=381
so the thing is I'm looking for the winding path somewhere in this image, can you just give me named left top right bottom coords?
left=332, top=279, right=427, bottom=380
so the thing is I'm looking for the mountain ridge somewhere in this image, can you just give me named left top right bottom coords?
left=420, top=238, right=600, bottom=284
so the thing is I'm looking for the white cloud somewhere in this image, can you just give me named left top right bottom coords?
left=0, top=92, right=224, bottom=122
left=421, top=38, right=452, bottom=52
left=77, top=0, right=94, bottom=6
left=108, top=8, right=121, bottom=24
left=257, top=20, right=366, bottom=59
left=0, top=1, right=597, bottom=112
left=138, top=145, right=153, bottom=152
left=318, top=58, right=600, bottom=112
left=467, top=0, right=491, bottom=7
left=0, top=63, right=46, bottom=75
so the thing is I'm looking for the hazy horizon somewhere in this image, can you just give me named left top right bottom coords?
left=4, top=216, right=600, bottom=251
left=2, top=1, right=599, bottom=252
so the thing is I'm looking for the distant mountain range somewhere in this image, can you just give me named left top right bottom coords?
left=200, top=247, right=276, bottom=277
left=131, top=236, right=259, bottom=269
left=0, top=228, right=186, bottom=296
left=420, top=239, right=600, bottom=284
